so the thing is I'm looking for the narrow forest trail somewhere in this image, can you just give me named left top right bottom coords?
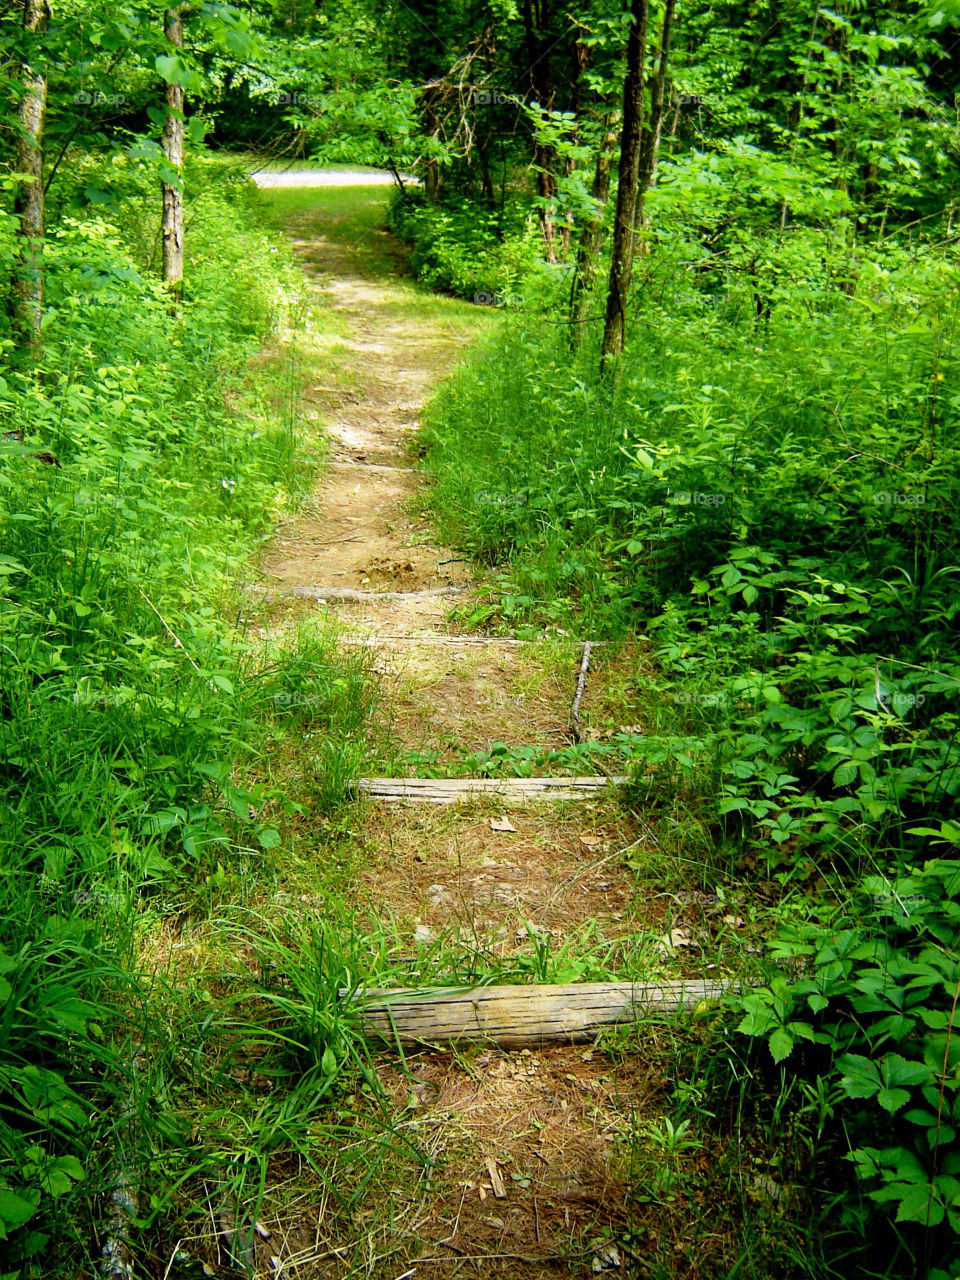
left=250, top=183, right=691, bottom=1279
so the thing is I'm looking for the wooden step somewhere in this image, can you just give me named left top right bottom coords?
left=353, top=776, right=629, bottom=803
left=340, top=634, right=604, bottom=647
left=349, top=980, right=729, bottom=1048
left=250, top=584, right=468, bottom=603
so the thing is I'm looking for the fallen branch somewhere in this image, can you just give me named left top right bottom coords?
left=569, top=640, right=593, bottom=743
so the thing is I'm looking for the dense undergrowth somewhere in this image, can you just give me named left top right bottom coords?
left=387, top=186, right=544, bottom=302
left=416, top=229, right=960, bottom=1272
left=0, top=154, right=380, bottom=1270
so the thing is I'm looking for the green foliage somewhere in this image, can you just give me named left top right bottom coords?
left=417, top=174, right=960, bottom=1277
left=0, top=154, right=374, bottom=1270
left=733, top=859, right=960, bottom=1260
left=387, top=188, right=543, bottom=300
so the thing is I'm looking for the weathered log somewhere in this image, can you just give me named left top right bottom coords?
left=348, top=980, right=729, bottom=1048
left=352, top=776, right=629, bottom=804
left=249, top=584, right=467, bottom=603
left=339, top=635, right=608, bottom=647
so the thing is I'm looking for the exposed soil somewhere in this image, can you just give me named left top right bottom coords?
left=246, top=185, right=663, bottom=1278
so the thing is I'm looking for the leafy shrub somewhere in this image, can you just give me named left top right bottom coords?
left=0, top=153, right=371, bottom=1265
left=419, top=224, right=960, bottom=1271
left=387, top=187, right=543, bottom=300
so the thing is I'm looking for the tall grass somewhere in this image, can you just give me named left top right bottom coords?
left=418, top=234, right=960, bottom=1271
left=0, top=153, right=380, bottom=1270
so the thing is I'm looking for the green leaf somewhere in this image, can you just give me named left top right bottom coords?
left=0, top=1187, right=40, bottom=1233
left=156, top=54, right=185, bottom=84
left=839, top=1054, right=880, bottom=1099
left=769, top=1027, right=794, bottom=1062
left=877, top=1087, right=911, bottom=1114
left=321, top=1046, right=338, bottom=1076
left=882, top=1054, right=933, bottom=1089
left=833, top=761, right=858, bottom=787
left=257, top=828, right=281, bottom=850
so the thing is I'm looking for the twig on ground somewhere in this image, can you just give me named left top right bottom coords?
left=569, top=640, right=593, bottom=743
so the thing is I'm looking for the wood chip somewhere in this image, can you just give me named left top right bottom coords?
left=489, top=816, right=517, bottom=832
left=485, top=1157, right=507, bottom=1200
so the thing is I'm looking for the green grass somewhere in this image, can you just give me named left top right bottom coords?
left=411, top=212, right=960, bottom=1275
left=0, top=156, right=390, bottom=1272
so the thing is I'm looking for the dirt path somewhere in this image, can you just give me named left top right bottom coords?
left=251, top=186, right=670, bottom=1279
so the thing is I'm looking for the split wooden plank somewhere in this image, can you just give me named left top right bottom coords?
left=352, top=776, right=630, bottom=803
left=249, top=584, right=468, bottom=603
left=339, top=635, right=607, bottom=648
left=327, top=459, right=414, bottom=474
left=348, top=980, right=729, bottom=1048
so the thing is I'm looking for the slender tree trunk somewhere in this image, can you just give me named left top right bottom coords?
left=634, top=0, right=676, bottom=241
left=477, top=131, right=495, bottom=204
left=420, top=89, right=442, bottom=202
left=161, top=7, right=185, bottom=305
left=600, top=0, right=650, bottom=370
left=10, top=0, right=50, bottom=354
left=569, top=112, right=618, bottom=341
left=522, top=0, right=557, bottom=262
left=560, top=39, right=589, bottom=259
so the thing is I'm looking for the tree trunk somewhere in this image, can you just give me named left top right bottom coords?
left=600, top=0, right=650, bottom=370
left=569, top=112, right=618, bottom=341
left=161, top=7, right=185, bottom=306
left=522, top=0, right=557, bottom=262
left=559, top=39, right=589, bottom=259
left=10, top=0, right=50, bottom=354
left=634, top=0, right=676, bottom=240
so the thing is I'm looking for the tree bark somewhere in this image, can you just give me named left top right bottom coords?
left=10, top=0, right=50, bottom=354
left=350, top=980, right=732, bottom=1048
left=569, top=112, right=618, bottom=341
left=634, top=0, right=676, bottom=240
left=522, top=0, right=557, bottom=262
left=161, top=7, right=185, bottom=306
left=559, top=39, right=588, bottom=259
left=600, top=0, right=650, bottom=371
